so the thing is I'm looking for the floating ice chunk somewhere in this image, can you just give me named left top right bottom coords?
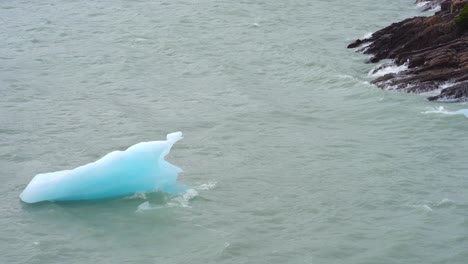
left=20, top=132, right=184, bottom=203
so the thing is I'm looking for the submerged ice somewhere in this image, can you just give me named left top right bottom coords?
left=20, top=132, right=184, bottom=203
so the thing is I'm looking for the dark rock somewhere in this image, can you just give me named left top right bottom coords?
left=349, top=0, right=468, bottom=101
left=427, top=81, right=468, bottom=101
left=347, top=39, right=363, bottom=49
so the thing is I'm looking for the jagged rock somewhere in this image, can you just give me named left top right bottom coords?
left=427, top=81, right=468, bottom=101
left=347, top=39, right=363, bottom=49
left=349, top=0, right=468, bottom=101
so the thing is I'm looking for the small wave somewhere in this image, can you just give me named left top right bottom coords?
left=416, top=1, right=430, bottom=8
left=197, top=181, right=217, bottom=191
left=378, top=80, right=415, bottom=92
left=407, top=198, right=456, bottom=213
left=439, top=82, right=457, bottom=89
left=368, top=61, right=408, bottom=78
left=420, top=205, right=433, bottom=212
left=135, top=189, right=199, bottom=212
left=361, top=32, right=373, bottom=40
left=136, top=201, right=157, bottom=212
left=420, top=81, right=459, bottom=97
left=359, top=42, right=373, bottom=53
left=419, top=89, right=442, bottom=97
left=421, top=106, right=452, bottom=115
left=434, top=198, right=455, bottom=207
left=416, top=1, right=442, bottom=11
left=421, top=107, right=468, bottom=118
left=421, top=82, right=459, bottom=99
left=167, top=189, right=199, bottom=208
left=135, top=182, right=216, bottom=212
left=408, top=204, right=433, bottom=212
left=418, top=82, right=456, bottom=97
left=123, top=192, right=147, bottom=200
left=337, top=74, right=354, bottom=79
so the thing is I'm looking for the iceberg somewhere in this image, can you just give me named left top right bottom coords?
left=20, top=132, right=184, bottom=203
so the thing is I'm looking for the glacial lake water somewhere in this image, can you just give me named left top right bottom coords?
left=1, top=0, right=467, bottom=263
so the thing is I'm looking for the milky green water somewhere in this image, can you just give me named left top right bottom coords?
left=1, top=0, right=467, bottom=263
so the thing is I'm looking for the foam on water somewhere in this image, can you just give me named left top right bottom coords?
left=415, top=1, right=428, bottom=8
left=197, top=181, right=217, bottom=190
left=359, top=42, right=373, bottom=53
left=368, top=61, right=408, bottom=78
left=168, top=189, right=199, bottom=208
left=135, top=189, right=198, bottom=212
left=407, top=198, right=456, bottom=212
left=361, top=32, right=373, bottom=39
left=135, top=181, right=217, bottom=212
left=419, top=81, right=459, bottom=97
left=416, top=1, right=442, bottom=11
left=421, top=107, right=468, bottom=118
left=435, top=198, right=455, bottom=207
left=439, top=82, right=457, bottom=89
left=20, top=132, right=184, bottom=203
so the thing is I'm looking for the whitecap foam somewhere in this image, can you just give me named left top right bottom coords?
left=435, top=198, right=454, bottom=207
left=368, top=61, right=408, bottom=78
left=406, top=198, right=456, bottom=213
left=421, top=107, right=468, bottom=118
left=168, top=188, right=199, bottom=208
left=416, top=1, right=441, bottom=11
left=124, top=192, right=148, bottom=200
left=379, top=80, right=415, bottom=92
left=417, top=81, right=456, bottom=97
left=420, top=205, right=433, bottom=212
left=439, top=82, right=457, bottom=89
left=197, top=181, right=217, bottom=191
left=421, top=106, right=450, bottom=115
left=361, top=32, right=373, bottom=40
left=337, top=74, right=354, bottom=79
left=359, top=41, right=373, bottom=52
left=135, top=184, right=214, bottom=212
left=136, top=201, right=154, bottom=212
left=408, top=203, right=433, bottom=212
left=416, top=1, right=430, bottom=8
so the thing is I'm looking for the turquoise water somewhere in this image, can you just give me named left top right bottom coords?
left=1, top=0, right=467, bottom=263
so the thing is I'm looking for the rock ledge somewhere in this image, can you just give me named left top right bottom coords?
left=349, top=0, right=468, bottom=101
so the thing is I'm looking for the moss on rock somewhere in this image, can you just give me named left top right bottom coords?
left=455, top=4, right=468, bottom=29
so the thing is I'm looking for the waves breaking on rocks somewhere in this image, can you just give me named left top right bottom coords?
left=348, top=0, right=468, bottom=102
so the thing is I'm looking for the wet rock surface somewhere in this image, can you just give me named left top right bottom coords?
left=349, top=0, right=468, bottom=101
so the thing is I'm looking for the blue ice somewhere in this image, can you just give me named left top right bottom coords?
left=20, top=132, right=184, bottom=203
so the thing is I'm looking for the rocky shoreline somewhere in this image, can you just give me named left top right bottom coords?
left=348, top=0, right=468, bottom=101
